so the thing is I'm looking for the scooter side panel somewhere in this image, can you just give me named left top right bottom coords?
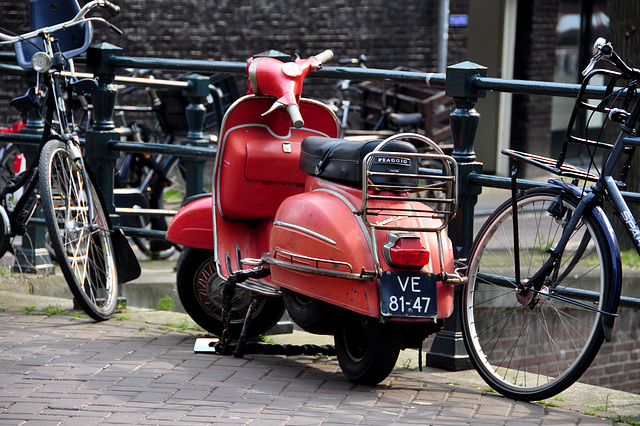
left=274, top=177, right=455, bottom=320
left=166, top=195, right=214, bottom=249
left=269, top=190, right=380, bottom=316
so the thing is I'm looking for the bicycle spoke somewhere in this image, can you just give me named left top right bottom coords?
left=463, top=189, right=610, bottom=401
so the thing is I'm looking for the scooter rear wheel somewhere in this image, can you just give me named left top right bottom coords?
left=176, top=247, right=285, bottom=338
left=334, top=311, right=403, bottom=385
left=281, top=288, right=336, bottom=335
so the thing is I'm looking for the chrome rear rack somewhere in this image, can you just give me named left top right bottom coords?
left=360, top=133, right=458, bottom=232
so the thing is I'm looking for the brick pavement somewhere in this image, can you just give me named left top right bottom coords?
left=0, top=309, right=618, bottom=425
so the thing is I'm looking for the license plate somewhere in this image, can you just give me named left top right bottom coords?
left=380, top=271, right=438, bottom=318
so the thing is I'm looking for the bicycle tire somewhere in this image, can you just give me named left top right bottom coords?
left=462, top=187, right=613, bottom=401
left=0, top=143, right=20, bottom=189
left=131, top=155, right=184, bottom=259
left=39, top=140, right=118, bottom=321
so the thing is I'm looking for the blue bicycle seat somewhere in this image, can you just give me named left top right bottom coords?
left=14, top=0, right=93, bottom=69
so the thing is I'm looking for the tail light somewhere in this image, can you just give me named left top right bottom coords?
left=382, top=231, right=430, bottom=268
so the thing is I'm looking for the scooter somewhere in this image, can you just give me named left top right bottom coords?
left=166, top=49, right=462, bottom=385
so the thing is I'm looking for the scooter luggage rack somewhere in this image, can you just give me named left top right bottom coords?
left=359, top=149, right=458, bottom=233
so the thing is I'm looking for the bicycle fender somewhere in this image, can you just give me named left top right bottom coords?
left=166, top=193, right=214, bottom=249
left=551, top=180, right=622, bottom=341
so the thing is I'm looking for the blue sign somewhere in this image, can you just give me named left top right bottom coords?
left=449, top=14, right=469, bottom=27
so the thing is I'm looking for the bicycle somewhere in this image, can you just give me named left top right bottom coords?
left=0, top=0, right=138, bottom=321
left=461, top=38, right=640, bottom=401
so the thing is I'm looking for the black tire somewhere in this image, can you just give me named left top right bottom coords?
left=281, top=288, right=336, bottom=335
left=462, top=187, right=614, bottom=401
left=39, top=140, right=118, bottom=321
left=176, top=247, right=285, bottom=337
left=334, top=311, right=403, bottom=385
left=131, top=155, right=185, bottom=260
left=0, top=143, right=20, bottom=189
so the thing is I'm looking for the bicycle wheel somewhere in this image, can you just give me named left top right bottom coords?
left=463, top=187, right=613, bottom=401
left=0, top=144, right=20, bottom=189
left=131, top=155, right=185, bottom=259
left=39, top=140, right=118, bottom=321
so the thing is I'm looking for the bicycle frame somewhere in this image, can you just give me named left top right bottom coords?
left=509, top=131, right=640, bottom=328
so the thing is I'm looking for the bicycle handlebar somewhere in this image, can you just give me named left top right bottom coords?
left=586, top=37, right=640, bottom=80
left=102, top=0, right=121, bottom=17
left=312, top=50, right=334, bottom=68
left=0, top=0, right=118, bottom=45
left=585, top=38, right=640, bottom=131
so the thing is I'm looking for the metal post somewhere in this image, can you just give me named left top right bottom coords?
left=12, top=90, right=54, bottom=275
left=84, top=43, right=122, bottom=220
left=180, top=74, right=210, bottom=197
left=426, top=61, right=486, bottom=370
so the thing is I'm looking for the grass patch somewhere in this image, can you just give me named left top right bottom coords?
left=164, top=319, right=191, bottom=330
left=536, top=400, right=560, bottom=407
left=42, top=305, right=65, bottom=316
left=585, top=394, right=613, bottom=413
left=157, top=296, right=174, bottom=311
left=116, top=299, right=127, bottom=313
left=400, top=358, right=412, bottom=369
left=621, top=250, right=640, bottom=268
left=607, top=415, right=640, bottom=426
left=21, top=305, right=37, bottom=314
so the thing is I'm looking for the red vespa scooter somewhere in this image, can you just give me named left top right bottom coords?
left=166, top=50, right=462, bottom=385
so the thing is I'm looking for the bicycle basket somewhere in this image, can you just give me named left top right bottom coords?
left=14, top=0, right=93, bottom=69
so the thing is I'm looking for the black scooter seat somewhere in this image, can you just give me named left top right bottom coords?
left=299, top=136, right=418, bottom=187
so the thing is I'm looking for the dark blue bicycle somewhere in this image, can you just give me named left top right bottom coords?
left=463, top=38, right=640, bottom=401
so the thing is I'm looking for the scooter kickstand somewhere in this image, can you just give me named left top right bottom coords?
left=214, top=266, right=271, bottom=356
left=232, top=296, right=263, bottom=358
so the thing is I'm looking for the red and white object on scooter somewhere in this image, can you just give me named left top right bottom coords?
left=167, top=50, right=462, bottom=385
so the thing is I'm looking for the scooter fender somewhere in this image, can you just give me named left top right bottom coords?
left=166, top=194, right=214, bottom=249
left=269, top=190, right=379, bottom=316
left=269, top=187, right=455, bottom=320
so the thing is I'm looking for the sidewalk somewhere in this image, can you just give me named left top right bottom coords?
left=0, top=288, right=639, bottom=425
left=1, top=185, right=639, bottom=424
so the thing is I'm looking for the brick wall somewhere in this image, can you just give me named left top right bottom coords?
left=0, top=0, right=468, bottom=125
left=583, top=307, right=640, bottom=393
left=474, top=305, right=640, bottom=394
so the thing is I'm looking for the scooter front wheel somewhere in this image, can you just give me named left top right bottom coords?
left=176, top=247, right=285, bottom=338
left=334, top=311, right=403, bottom=385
